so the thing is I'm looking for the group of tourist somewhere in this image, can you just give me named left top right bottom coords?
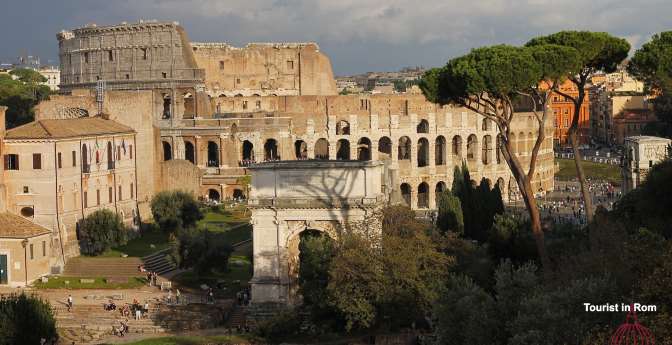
left=113, top=319, right=129, bottom=337
left=145, top=270, right=160, bottom=287
left=236, top=288, right=250, bottom=306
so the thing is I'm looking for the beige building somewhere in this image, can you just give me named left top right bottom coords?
left=622, top=136, right=671, bottom=193
left=39, top=67, right=60, bottom=91
left=0, top=213, right=52, bottom=287
left=0, top=105, right=140, bottom=278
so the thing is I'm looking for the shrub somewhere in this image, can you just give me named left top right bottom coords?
left=253, top=310, right=302, bottom=343
left=0, top=293, right=57, bottom=345
left=173, top=229, right=233, bottom=275
left=151, top=190, right=203, bottom=233
left=78, top=209, right=127, bottom=255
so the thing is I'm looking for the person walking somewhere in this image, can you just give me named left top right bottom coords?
left=67, top=295, right=73, bottom=312
left=167, top=289, right=173, bottom=304
left=176, top=289, right=181, bottom=305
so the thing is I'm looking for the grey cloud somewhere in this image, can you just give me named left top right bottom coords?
left=1, top=0, right=671, bottom=74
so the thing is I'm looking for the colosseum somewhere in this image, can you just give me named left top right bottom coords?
left=51, top=20, right=554, bottom=216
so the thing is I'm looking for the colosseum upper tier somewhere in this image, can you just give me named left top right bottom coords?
left=52, top=20, right=554, bottom=213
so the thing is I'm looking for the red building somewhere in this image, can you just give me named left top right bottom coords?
left=549, top=80, right=591, bottom=146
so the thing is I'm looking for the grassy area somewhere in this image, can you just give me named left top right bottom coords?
left=99, top=231, right=171, bottom=258
left=34, top=277, right=146, bottom=289
left=198, top=205, right=252, bottom=244
left=105, top=335, right=252, bottom=345
left=199, top=205, right=248, bottom=226
left=556, top=158, right=622, bottom=184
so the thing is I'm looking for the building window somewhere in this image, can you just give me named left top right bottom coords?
left=243, top=101, right=248, bottom=110
left=96, top=189, right=100, bottom=206
left=125, top=74, right=130, bottom=79
left=108, top=187, right=113, bottom=203
left=141, top=48, right=148, bottom=60
left=84, top=52, right=89, bottom=63
left=84, top=191, right=88, bottom=208
left=256, top=100, right=261, bottom=109
left=23, top=186, right=29, bottom=194
left=287, top=60, right=294, bottom=69
left=650, top=160, right=653, bottom=167
left=564, top=109, right=569, bottom=115
left=118, top=186, right=123, bottom=200
left=72, top=151, right=77, bottom=167
left=42, top=241, right=46, bottom=257
left=33, top=154, right=42, bottom=170
left=236, top=78, right=240, bottom=84
left=108, top=50, right=114, bottom=62
left=4, top=154, right=19, bottom=170
left=20, top=207, right=34, bottom=217
left=117, top=146, right=121, bottom=160
left=219, top=61, right=225, bottom=70
left=58, top=152, right=62, bottom=169
left=162, top=72, right=167, bottom=79
left=130, top=183, right=134, bottom=198
left=30, top=244, right=34, bottom=260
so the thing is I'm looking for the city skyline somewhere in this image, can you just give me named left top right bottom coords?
left=2, top=0, right=672, bottom=75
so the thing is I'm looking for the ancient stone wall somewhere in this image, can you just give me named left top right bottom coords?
left=58, top=21, right=203, bottom=90
left=159, top=159, right=202, bottom=196
left=192, top=42, right=337, bottom=96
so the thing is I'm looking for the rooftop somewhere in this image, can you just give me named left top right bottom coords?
left=0, top=213, right=51, bottom=238
left=5, top=116, right=135, bottom=140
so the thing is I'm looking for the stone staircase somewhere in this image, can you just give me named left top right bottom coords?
left=63, top=257, right=144, bottom=278
left=142, top=249, right=176, bottom=275
left=54, top=300, right=233, bottom=344
left=226, top=305, right=247, bottom=328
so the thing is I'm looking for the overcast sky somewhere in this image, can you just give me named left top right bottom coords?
left=2, top=0, right=671, bottom=75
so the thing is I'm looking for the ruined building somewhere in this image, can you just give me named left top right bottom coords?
left=0, top=21, right=555, bottom=282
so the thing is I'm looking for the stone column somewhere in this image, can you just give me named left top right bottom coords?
left=410, top=189, right=418, bottom=210
left=429, top=186, right=437, bottom=210
left=307, top=140, right=315, bottom=159
left=371, top=140, right=379, bottom=161
left=194, top=135, right=203, bottom=168
left=328, top=140, right=337, bottom=160
left=428, top=139, right=436, bottom=175
left=350, top=139, right=358, bottom=160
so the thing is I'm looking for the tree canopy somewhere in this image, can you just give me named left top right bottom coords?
left=78, top=209, right=127, bottom=255
left=150, top=190, right=203, bottom=233
left=628, top=31, right=672, bottom=91
left=0, top=73, right=50, bottom=128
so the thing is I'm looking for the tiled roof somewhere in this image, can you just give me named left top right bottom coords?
left=0, top=213, right=51, bottom=238
left=5, top=116, right=135, bottom=140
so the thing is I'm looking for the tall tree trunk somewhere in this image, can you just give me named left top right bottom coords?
left=567, top=128, right=594, bottom=223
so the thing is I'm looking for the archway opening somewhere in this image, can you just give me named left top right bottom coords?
left=315, top=139, right=329, bottom=160
left=162, top=94, right=171, bottom=119
left=207, top=141, right=219, bottom=167
left=242, top=140, right=255, bottom=163
left=435, top=181, right=447, bottom=206
left=233, top=189, right=245, bottom=200
left=418, top=182, right=429, bottom=209
left=435, top=136, right=446, bottom=165
left=452, top=135, right=462, bottom=158
left=357, top=137, right=371, bottom=161
left=378, top=136, right=392, bottom=160
left=467, top=135, right=478, bottom=161
left=417, top=138, right=429, bottom=167
left=336, top=139, right=350, bottom=160
left=496, top=135, right=503, bottom=164
left=183, top=93, right=195, bottom=119
left=294, top=229, right=335, bottom=305
left=398, top=136, right=411, bottom=160
left=417, top=119, right=429, bottom=133
left=482, top=135, right=492, bottom=165
left=185, top=141, right=195, bottom=164
left=208, top=189, right=220, bottom=202
left=400, top=183, right=411, bottom=207
left=162, top=141, right=172, bottom=161
left=295, top=140, right=308, bottom=159
left=264, top=139, right=280, bottom=161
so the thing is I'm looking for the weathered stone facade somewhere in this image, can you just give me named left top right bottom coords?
left=622, top=136, right=671, bottom=193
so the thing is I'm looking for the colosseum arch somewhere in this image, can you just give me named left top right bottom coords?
left=336, top=120, right=350, bottom=135
left=400, top=183, right=412, bottom=207
left=417, top=138, right=429, bottom=167
left=336, top=139, right=350, bottom=160
left=242, top=140, right=255, bottom=161
left=435, top=181, right=447, bottom=205
left=162, top=94, right=172, bottom=119
left=162, top=141, right=172, bottom=161
left=417, top=182, right=429, bottom=209
left=315, top=139, right=329, bottom=159
left=264, top=139, right=280, bottom=161
left=208, top=189, right=220, bottom=201
left=357, top=137, right=371, bottom=161
left=398, top=136, right=411, bottom=160
left=295, top=140, right=308, bottom=159
left=207, top=141, right=219, bottom=167
left=378, top=136, right=392, bottom=160
left=482, top=135, right=492, bottom=165
left=467, top=134, right=478, bottom=161
left=435, top=136, right=446, bottom=165
left=417, top=119, right=429, bottom=133
left=452, top=135, right=463, bottom=158
left=185, top=141, right=195, bottom=164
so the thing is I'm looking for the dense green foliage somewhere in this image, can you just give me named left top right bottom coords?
left=0, top=69, right=51, bottom=128
left=436, top=190, right=463, bottom=235
left=0, top=293, right=57, bottom=345
left=151, top=190, right=203, bottom=233
left=78, top=209, right=128, bottom=255
left=173, top=228, right=233, bottom=275
left=298, top=231, right=336, bottom=323
left=450, top=163, right=504, bottom=242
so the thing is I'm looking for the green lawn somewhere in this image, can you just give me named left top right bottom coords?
left=98, top=231, right=171, bottom=258
left=556, top=158, right=622, bottom=184
left=34, top=277, right=146, bottom=289
left=105, top=335, right=252, bottom=345
left=173, top=253, right=252, bottom=298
